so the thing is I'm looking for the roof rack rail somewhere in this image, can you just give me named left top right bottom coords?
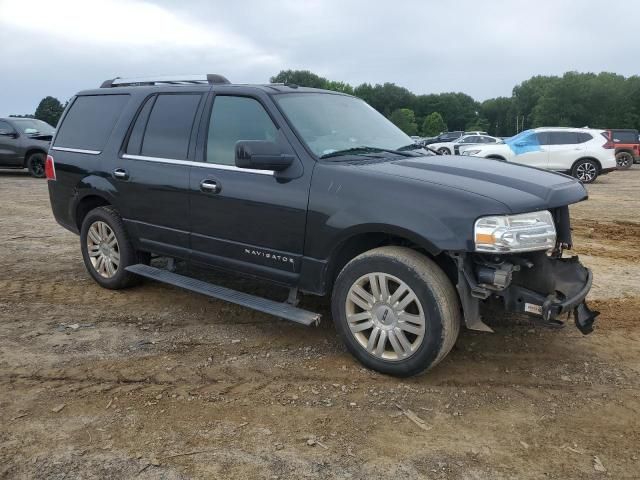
left=100, top=74, right=231, bottom=88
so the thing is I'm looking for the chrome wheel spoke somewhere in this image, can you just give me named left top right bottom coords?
left=396, top=291, right=417, bottom=312
left=347, top=311, right=372, bottom=323
left=387, top=330, right=405, bottom=357
left=374, top=330, right=387, bottom=357
left=105, top=259, right=116, bottom=277
left=350, top=319, right=374, bottom=333
left=389, top=283, right=409, bottom=306
left=395, top=328, right=413, bottom=353
left=366, top=327, right=381, bottom=353
left=349, top=291, right=372, bottom=310
left=88, top=227, right=101, bottom=244
left=106, top=232, right=117, bottom=247
left=369, top=274, right=381, bottom=301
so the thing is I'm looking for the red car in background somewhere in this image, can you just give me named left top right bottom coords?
left=604, top=129, right=639, bottom=169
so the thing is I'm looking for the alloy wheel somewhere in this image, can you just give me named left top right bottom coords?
left=617, top=152, right=632, bottom=168
left=576, top=162, right=597, bottom=182
left=86, top=221, right=120, bottom=278
left=30, top=157, right=45, bottom=177
left=345, top=272, right=426, bottom=361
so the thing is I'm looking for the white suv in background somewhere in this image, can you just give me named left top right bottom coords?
left=430, top=134, right=501, bottom=155
left=461, top=127, right=617, bottom=183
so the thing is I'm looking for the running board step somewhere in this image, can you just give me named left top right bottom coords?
left=125, top=264, right=321, bottom=327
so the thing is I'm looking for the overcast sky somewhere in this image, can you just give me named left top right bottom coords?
left=1, top=0, right=637, bottom=117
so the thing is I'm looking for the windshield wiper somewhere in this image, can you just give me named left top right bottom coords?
left=320, top=146, right=413, bottom=159
left=397, top=143, right=441, bottom=155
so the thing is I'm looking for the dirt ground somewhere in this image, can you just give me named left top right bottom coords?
left=1, top=166, right=639, bottom=480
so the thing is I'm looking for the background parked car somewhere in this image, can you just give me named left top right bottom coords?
left=429, top=134, right=501, bottom=155
left=461, top=127, right=617, bottom=183
left=604, top=128, right=639, bottom=169
left=0, top=118, right=54, bottom=177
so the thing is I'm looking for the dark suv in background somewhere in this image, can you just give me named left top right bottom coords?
left=0, top=117, right=54, bottom=177
left=46, top=74, right=599, bottom=377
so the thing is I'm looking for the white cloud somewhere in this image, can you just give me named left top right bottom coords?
left=0, top=0, right=638, bottom=116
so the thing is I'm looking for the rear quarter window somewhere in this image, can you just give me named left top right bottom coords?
left=54, top=94, right=129, bottom=151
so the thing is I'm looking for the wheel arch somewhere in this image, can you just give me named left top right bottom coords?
left=23, top=148, right=47, bottom=167
left=572, top=156, right=602, bottom=172
left=74, top=194, right=112, bottom=230
left=324, top=227, right=457, bottom=292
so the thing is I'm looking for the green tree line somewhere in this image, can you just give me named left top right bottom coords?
left=271, top=70, right=640, bottom=137
left=10, top=96, right=66, bottom=127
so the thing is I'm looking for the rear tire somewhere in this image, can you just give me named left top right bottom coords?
left=615, top=151, right=633, bottom=170
left=331, top=246, right=461, bottom=377
left=26, top=152, right=46, bottom=178
left=80, top=206, right=140, bottom=289
left=571, top=159, right=599, bottom=183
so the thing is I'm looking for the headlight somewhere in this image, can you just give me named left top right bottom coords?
left=474, top=211, right=556, bottom=253
left=462, top=149, right=481, bottom=156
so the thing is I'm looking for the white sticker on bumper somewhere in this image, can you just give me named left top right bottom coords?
left=524, top=303, right=542, bottom=315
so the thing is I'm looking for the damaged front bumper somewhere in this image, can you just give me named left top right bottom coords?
left=452, top=252, right=599, bottom=334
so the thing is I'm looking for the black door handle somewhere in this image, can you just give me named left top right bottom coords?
left=113, top=168, right=129, bottom=180
left=200, top=179, right=221, bottom=194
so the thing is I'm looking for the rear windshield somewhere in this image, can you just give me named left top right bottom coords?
left=54, top=94, right=129, bottom=151
left=611, top=130, right=639, bottom=143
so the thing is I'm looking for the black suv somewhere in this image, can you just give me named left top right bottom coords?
left=0, top=117, right=54, bottom=177
left=46, top=74, right=598, bottom=377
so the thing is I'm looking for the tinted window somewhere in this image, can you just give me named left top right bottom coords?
left=207, top=96, right=278, bottom=165
left=611, top=130, right=639, bottom=143
left=549, top=131, right=578, bottom=145
left=481, top=136, right=497, bottom=143
left=461, top=136, right=480, bottom=143
left=577, top=132, right=593, bottom=143
left=0, top=120, right=14, bottom=133
left=535, top=132, right=551, bottom=145
left=54, top=95, right=129, bottom=151
left=10, top=119, right=54, bottom=135
left=440, top=132, right=461, bottom=142
left=141, top=94, right=201, bottom=160
left=126, top=96, right=155, bottom=155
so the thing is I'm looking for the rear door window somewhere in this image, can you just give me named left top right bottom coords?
left=549, top=131, right=578, bottom=145
left=139, top=93, right=202, bottom=160
left=54, top=94, right=129, bottom=151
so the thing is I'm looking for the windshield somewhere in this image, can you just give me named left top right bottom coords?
left=275, top=93, right=414, bottom=157
left=505, top=129, right=534, bottom=146
left=11, top=119, right=55, bottom=135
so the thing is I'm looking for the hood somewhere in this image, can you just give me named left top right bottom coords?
left=27, top=133, right=53, bottom=142
left=354, top=155, right=588, bottom=213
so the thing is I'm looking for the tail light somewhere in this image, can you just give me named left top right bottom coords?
left=601, top=131, right=615, bottom=149
left=45, top=154, right=56, bottom=180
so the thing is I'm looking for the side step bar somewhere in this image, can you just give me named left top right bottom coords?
left=125, top=264, right=321, bottom=327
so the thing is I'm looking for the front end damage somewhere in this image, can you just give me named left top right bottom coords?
left=452, top=207, right=599, bottom=334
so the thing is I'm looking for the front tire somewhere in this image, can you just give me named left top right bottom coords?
left=80, top=206, right=140, bottom=289
left=572, top=159, right=599, bottom=183
left=438, top=147, right=451, bottom=155
left=331, top=246, right=461, bottom=377
left=26, top=152, right=46, bottom=178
